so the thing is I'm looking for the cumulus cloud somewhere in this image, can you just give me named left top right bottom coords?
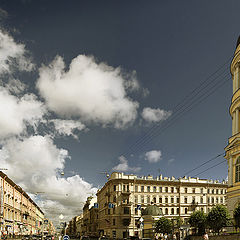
left=141, top=107, right=172, bottom=123
left=0, top=135, right=96, bottom=223
left=0, top=87, right=46, bottom=138
left=37, top=55, right=139, bottom=129
left=50, top=119, right=86, bottom=139
left=145, top=150, right=162, bottom=163
left=0, top=29, right=34, bottom=74
left=112, top=156, right=141, bottom=172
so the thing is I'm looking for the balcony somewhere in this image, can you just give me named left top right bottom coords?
left=121, top=190, right=131, bottom=195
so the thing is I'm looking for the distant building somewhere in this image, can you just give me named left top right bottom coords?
left=225, top=36, right=240, bottom=217
left=0, top=171, right=44, bottom=235
left=96, top=172, right=227, bottom=239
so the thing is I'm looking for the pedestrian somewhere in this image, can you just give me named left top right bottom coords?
left=203, top=232, right=209, bottom=240
left=172, top=233, right=177, bottom=240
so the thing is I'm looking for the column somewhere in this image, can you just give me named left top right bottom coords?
left=237, top=108, right=239, bottom=134
left=235, top=65, right=239, bottom=91
left=229, top=157, right=233, bottom=187
left=233, top=70, right=236, bottom=93
left=233, top=111, right=236, bottom=135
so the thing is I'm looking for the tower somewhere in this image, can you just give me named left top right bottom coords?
left=225, top=36, right=240, bottom=216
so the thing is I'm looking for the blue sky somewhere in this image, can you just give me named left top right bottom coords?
left=0, top=0, right=237, bottom=222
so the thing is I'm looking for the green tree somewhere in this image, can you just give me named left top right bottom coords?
left=234, top=204, right=240, bottom=230
left=189, top=210, right=207, bottom=235
left=207, top=205, right=230, bottom=234
left=155, top=217, right=173, bottom=234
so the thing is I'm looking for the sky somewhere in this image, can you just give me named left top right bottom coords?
left=0, top=0, right=238, bottom=224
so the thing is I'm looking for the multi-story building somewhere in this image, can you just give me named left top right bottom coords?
left=97, top=172, right=227, bottom=239
left=81, top=197, right=98, bottom=237
left=0, top=171, right=44, bottom=235
left=225, top=36, right=240, bottom=217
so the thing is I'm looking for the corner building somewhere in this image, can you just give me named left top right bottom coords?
left=225, top=37, right=240, bottom=216
left=97, top=172, right=227, bottom=239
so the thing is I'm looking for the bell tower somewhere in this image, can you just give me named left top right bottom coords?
left=225, top=36, right=240, bottom=216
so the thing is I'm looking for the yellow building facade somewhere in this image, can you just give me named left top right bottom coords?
left=97, top=172, right=227, bottom=239
left=0, top=171, right=44, bottom=235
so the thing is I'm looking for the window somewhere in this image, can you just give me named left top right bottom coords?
left=165, top=197, right=168, bottom=203
left=165, top=187, right=168, bottom=193
left=113, top=185, right=116, bottom=191
left=200, top=197, right=203, bottom=204
left=159, top=197, right=162, bottom=203
left=141, top=186, right=144, bottom=192
left=221, top=189, right=223, bottom=194
left=159, top=187, right=162, bottom=193
left=165, top=208, right=168, bottom=215
left=153, top=186, right=157, bottom=192
left=141, top=196, right=144, bottom=204
left=212, top=197, right=214, bottom=204
left=216, top=189, right=219, bottom=194
left=123, top=207, right=130, bottom=214
left=207, top=189, right=210, bottom=194
left=147, top=196, right=150, bottom=204
left=216, top=197, right=219, bottom=204
left=185, top=188, right=188, bottom=193
left=108, top=209, right=110, bottom=215
left=113, top=196, right=116, bottom=202
left=171, top=208, right=174, bottom=215
left=113, top=207, right=115, bottom=214
left=135, top=185, right=138, bottom=192
left=135, top=208, right=138, bottom=215
left=147, top=186, right=150, bottom=192
left=208, top=197, right=210, bottom=203
left=177, top=198, right=179, bottom=203
left=220, top=197, right=223, bottom=203
left=192, top=188, right=195, bottom=194
left=176, top=187, right=179, bottom=193
left=171, top=197, right=174, bottom=203
left=113, top=219, right=115, bottom=225
left=177, top=208, right=179, bottom=214
left=212, top=189, right=214, bottom=194
left=201, top=188, right=203, bottom=194
left=192, top=196, right=195, bottom=204
left=171, top=187, right=174, bottom=193
left=185, top=208, right=188, bottom=214
left=184, top=197, right=187, bottom=204
left=153, top=197, right=156, bottom=203
left=236, top=157, right=240, bottom=182
left=135, top=196, right=138, bottom=203
left=201, top=208, right=204, bottom=212
left=123, top=185, right=126, bottom=192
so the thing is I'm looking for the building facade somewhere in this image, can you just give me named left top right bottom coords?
left=97, top=172, right=227, bottom=239
left=225, top=37, right=240, bottom=217
left=0, top=171, right=44, bottom=235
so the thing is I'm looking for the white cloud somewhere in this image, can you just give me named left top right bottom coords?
left=0, top=135, right=96, bottom=223
left=0, top=29, right=34, bottom=74
left=0, top=87, right=46, bottom=138
left=5, top=79, right=27, bottom=95
left=37, top=55, right=139, bottom=129
left=50, top=119, right=86, bottom=139
left=145, top=150, right=162, bottom=163
left=168, top=158, right=175, bottom=164
left=141, top=107, right=172, bottom=123
left=112, top=155, right=141, bottom=172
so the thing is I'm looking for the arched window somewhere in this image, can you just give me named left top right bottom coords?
left=171, top=208, right=174, bottom=215
left=185, top=208, right=188, bottom=214
left=236, top=157, right=240, bottom=182
left=165, top=208, right=168, bottom=215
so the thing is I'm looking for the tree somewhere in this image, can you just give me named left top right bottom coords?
left=234, top=204, right=240, bottom=230
left=207, top=205, right=230, bottom=234
left=155, top=217, right=172, bottom=234
left=189, top=210, right=207, bottom=235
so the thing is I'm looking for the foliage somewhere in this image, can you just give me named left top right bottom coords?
left=189, top=210, right=207, bottom=235
left=234, top=204, right=240, bottom=229
left=207, top=205, right=230, bottom=234
left=155, top=217, right=173, bottom=234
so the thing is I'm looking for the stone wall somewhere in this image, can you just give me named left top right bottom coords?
left=190, top=234, right=240, bottom=240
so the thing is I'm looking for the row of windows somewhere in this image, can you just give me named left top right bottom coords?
left=114, top=185, right=226, bottom=194
left=134, top=195, right=225, bottom=204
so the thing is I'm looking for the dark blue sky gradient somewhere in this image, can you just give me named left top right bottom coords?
left=0, top=0, right=238, bottom=186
